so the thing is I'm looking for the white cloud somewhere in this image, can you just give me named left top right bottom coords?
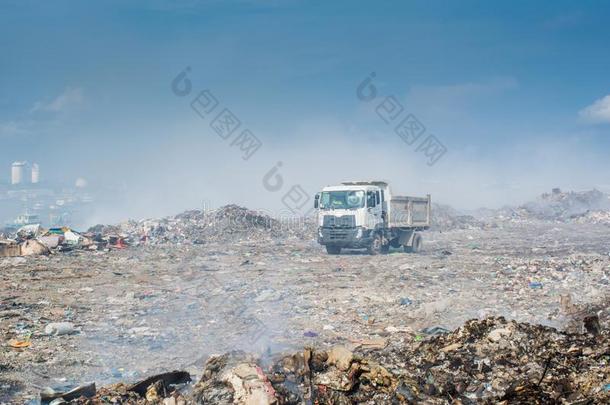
left=407, top=77, right=518, bottom=106
left=542, top=13, right=583, bottom=30
left=31, top=87, right=84, bottom=113
left=397, top=77, right=517, bottom=125
left=1, top=87, right=84, bottom=138
left=579, top=94, right=610, bottom=124
left=0, top=121, right=27, bottom=138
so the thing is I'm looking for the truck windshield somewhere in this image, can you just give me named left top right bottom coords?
left=320, top=190, right=365, bottom=209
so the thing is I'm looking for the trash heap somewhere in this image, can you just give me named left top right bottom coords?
left=431, top=203, right=484, bottom=231
left=372, top=317, right=609, bottom=403
left=0, top=225, right=114, bottom=258
left=88, top=205, right=315, bottom=246
left=0, top=205, right=316, bottom=257
left=57, top=317, right=609, bottom=404
left=495, top=188, right=610, bottom=225
left=573, top=209, right=610, bottom=226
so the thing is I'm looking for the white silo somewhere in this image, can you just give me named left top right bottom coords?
left=75, top=177, right=88, bottom=188
left=31, top=163, right=40, bottom=184
left=11, top=162, right=26, bottom=185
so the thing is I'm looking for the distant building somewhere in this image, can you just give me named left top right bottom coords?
left=75, top=177, right=88, bottom=188
left=14, top=213, right=40, bottom=226
left=31, top=163, right=40, bottom=184
left=11, top=162, right=26, bottom=185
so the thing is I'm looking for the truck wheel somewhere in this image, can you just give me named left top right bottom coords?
left=380, top=236, right=390, bottom=254
left=390, top=238, right=401, bottom=248
left=367, top=234, right=383, bottom=255
left=380, top=243, right=390, bottom=254
left=404, top=233, right=422, bottom=253
left=326, top=245, right=341, bottom=255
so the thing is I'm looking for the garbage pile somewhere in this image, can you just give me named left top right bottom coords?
left=573, top=209, right=610, bottom=226
left=494, top=188, right=610, bottom=225
left=378, top=316, right=609, bottom=403
left=431, top=203, right=485, bottom=231
left=0, top=225, right=114, bottom=258
left=0, top=205, right=316, bottom=257
left=88, top=204, right=315, bottom=246
left=56, top=316, right=609, bottom=404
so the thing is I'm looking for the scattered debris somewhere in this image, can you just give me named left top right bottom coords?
left=421, top=326, right=451, bottom=336
left=45, top=322, right=76, bottom=336
left=20, top=239, right=50, bottom=256
left=45, top=317, right=609, bottom=404
left=40, top=382, right=96, bottom=403
left=0, top=240, right=20, bottom=257
left=1, top=199, right=609, bottom=403
left=8, top=339, right=30, bottom=349
left=127, top=371, right=191, bottom=396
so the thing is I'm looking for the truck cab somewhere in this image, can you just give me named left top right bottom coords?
left=315, top=181, right=430, bottom=255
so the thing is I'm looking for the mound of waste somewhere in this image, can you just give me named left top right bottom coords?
left=507, top=188, right=610, bottom=224
left=115, top=204, right=313, bottom=244
left=431, top=203, right=484, bottom=231
left=58, top=317, right=609, bottom=404
left=573, top=210, right=610, bottom=226
left=1, top=205, right=315, bottom=257
left=86, top=205, right=272, bottom=245
left=0, top=225, right=102, bottom=258
left=87, top=204, right=313, bottom=246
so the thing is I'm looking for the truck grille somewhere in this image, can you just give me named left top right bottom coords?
left=323, top=215, right=356, bottom=228
left=328, top=229, right=350, bottom=240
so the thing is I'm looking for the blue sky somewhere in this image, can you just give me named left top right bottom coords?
left=1, top=0, right=610, bottom=219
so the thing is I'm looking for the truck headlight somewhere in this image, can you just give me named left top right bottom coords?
left=356, top=228, right=363, bottom=238
left=318, top=228, right=324, bottom=238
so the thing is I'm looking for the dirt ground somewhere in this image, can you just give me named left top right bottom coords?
left=1, top=222, right=609, bottom=403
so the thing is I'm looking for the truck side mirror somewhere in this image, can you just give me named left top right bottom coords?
left=314, top=193, right=320, bottom=208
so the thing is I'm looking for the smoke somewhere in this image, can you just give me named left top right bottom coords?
left=76, top=117, right=609, bottom=226
left=3, top=78, right=608, bottom=228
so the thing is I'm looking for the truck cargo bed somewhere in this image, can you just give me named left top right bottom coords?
left=388, top=195, right=431, bottom=228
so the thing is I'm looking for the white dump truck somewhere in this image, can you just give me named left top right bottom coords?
left=314, top=181, right=431, bottom=255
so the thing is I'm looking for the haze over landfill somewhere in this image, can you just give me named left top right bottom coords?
left=1, top=1, right=609, bottom=404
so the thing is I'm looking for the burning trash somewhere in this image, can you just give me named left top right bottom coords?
left=49, top=317, right=608, bottom=404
